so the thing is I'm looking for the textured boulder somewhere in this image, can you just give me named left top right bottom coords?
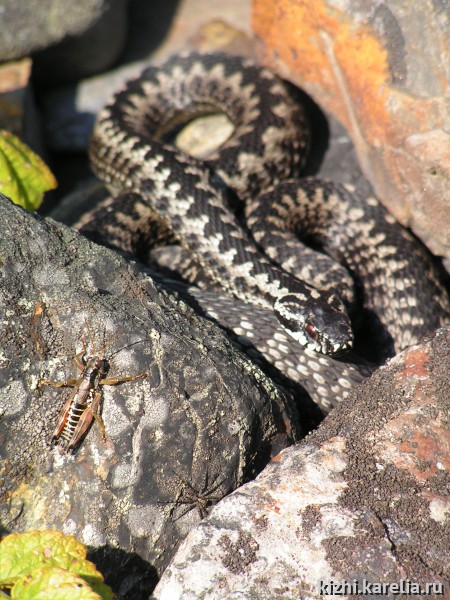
left=0, top=0, right=128, bottom=84
left=253, top=0, right=450, bottom=260
left=153, top=326, right=450, bottom=598
left=0, top=194, right=300, bottom=598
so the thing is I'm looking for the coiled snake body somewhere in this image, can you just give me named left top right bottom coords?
left=82, top=52, right=449, bottom=411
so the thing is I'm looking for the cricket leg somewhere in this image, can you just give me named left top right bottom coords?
left=73, top=341, right=87, bottom=371
left=100, top=373, right=146, bottom=386
left=39, top=378, right=79, bottom=388
left=40, top=341, right=86, bottom=388
left=90, top=390, right=107, bottom=442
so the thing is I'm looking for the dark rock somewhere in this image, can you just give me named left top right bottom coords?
left=153, top=325, right=450, bottom=598
left=32, top=0, right=129, bottom=86
left=0, top=193, right=301, bottom=596
left=39, top=62, right=146, bottom=152
left=0, top=0, right=128, bottom=85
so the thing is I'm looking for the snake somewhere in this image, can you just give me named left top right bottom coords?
left=79, top=52, right=450, bottom=411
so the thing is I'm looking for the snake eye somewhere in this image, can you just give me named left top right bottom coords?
left=305, top=323, right=318, bottom=340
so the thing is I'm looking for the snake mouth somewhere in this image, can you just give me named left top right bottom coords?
left=296, top=328, right=353, bottom=356
left=321, top=336, right=353, bottom=357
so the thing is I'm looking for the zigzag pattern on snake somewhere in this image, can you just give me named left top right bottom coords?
left=79, top=52, right=450, bottom=412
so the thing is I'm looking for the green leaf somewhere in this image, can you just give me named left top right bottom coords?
left=0, top=530, right=87, bottom=581
left=11, top=566, right=102, bottom=600
left=0, top=129, right=57, bottom=211
left=0, top=531, right=113, bottom=600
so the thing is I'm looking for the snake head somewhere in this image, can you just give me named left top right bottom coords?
left=273, top=293, right=353, bottom=355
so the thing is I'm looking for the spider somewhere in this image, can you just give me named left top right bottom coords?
left=166, top=469, right=229, bottom=520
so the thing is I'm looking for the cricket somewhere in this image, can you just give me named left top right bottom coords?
left=39, top=330, right=146, bottom=454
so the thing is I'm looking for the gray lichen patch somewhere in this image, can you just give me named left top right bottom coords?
left=127, top=505, right=166, bottom=539
left=0, top=379, right=29, bottom=417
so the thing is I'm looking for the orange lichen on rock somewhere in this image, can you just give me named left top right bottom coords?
left=374, top=384, right=450, bottom=482
left=397, top=346, right=430, bottom=379
left=253, top=0, right=391, bottom=145
left=333, top=28, right=391, bottom=144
